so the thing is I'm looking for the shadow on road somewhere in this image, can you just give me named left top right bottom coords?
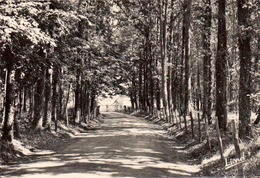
left=1, top=112, right=200, bottom=178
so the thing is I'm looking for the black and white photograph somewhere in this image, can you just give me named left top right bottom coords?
left=0, top=0, right=259, bottom=177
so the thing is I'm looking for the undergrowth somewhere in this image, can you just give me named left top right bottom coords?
left=142, top=111, right=260, bottom=177
left=0, top=114, right=104, bottom=165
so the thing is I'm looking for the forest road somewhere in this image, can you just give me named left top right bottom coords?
left=1, top=112, right=200, bottom=178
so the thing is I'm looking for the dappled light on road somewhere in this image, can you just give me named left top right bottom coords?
left=2, top=112, right=200, bottom=178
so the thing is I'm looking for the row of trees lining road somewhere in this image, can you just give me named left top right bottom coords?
left=116, top=0, right=259, bottom=139
left=0, top=0, right=126, bottom=159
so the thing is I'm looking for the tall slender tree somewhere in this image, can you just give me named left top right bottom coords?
left=1, top=46, right=15, bottom=144
left=160, top=0, right=169, bottom=122
left=32, top=64, right=45, bottom=132
left=202, top=0, right=212, bottom=124
left=215, top=0, right=228, bottom=130
left=237, top=0, right=252, bottom=138
left=182, top=0, right=192, bottom=130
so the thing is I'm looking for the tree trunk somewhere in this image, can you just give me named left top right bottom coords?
left=86, top=91, right=91, bottom=122
left=202, top=0, right=212, bottom=124
left=159, top=0, right=169, bottom=122
left=32, top=66, right=45, bottom=132
left=2, top=47, right=15, bottom=143
left=57, top=69, right=63, bottom=126
left=28, top=85, right=34, bottom=121
left=148, top=43, right=154, bottom=114
left=22, top=87, right=27, bottom=112
left=14, top=68, right=21, bottom=138
left=130, top=91, right=135, bottom=110
left=64, top=84, right=71, bottom=126
left=183, top=0, right=192, bottom=116
left=216, top=0, right=228, bottom=130
left=143, top=45, right=148, bottom=112
left=196, top=62, right=201, bottom=111
left=74, top=65, right=81, bottom=124
left=51, top=66, right=58, bottom=131
left=90, top=90, right=96, bottom=114
left=43, top=67, right=51, bottom=130
left=156, top=79, right=161, bottom=111
left=238, top=0, right=252, bottom=139
left=138, top=57, right=144, bottom=111
left=81, top=83, right=87, bottom=123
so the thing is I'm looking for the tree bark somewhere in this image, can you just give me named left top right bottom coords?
left=32, top=66, right=45, bottom=132
left=64, top=84, right=71, bottom=126
left=238, top=0, right=252, bottom=138
left=216, top=0, right=228, bottom=130
left=51, top=66, right=58, bottom=131
left=183, top=0, right=192, bottom=117
left=159, top=0, right=169, bottom=122
left=22, top=87, right=27, bottom=112
left=138, top=57, right=144, bottom=110
left=2, top=46, right=15, bottom=143
left=74, top=58, right=82, bottom=124
left=202, top=0, right=212, bottom=125
left=43, top=67, right=51, bottom=130
left=57, top=69, right=63, bottom=126
left=148, top=43, right=154, bottom=114
left=14, top=68, right=21, bottom=138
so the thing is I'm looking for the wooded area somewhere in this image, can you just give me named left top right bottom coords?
left=0, top=0, right=259, bottom=176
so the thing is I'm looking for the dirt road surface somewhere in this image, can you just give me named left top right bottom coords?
left=1, top=112, right=200, bottom=178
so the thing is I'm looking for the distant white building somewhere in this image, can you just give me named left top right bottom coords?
left=98, top=95, right=130, bottom=112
